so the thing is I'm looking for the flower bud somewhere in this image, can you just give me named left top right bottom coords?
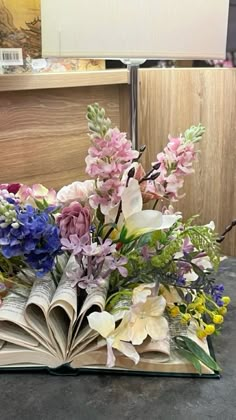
left=222, top=296, right=230, bottom=306
left=196, top=328, right=207, bottom=339
left=204, top=324, right=215, bottom=335
left=218, top=306, right=227, bottom=315
left=169, top=306, right=180, bottom=317
left=213, top=314, right=224, bottom=324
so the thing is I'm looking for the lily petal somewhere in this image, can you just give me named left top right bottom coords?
left=125, top=210, right=163, bottom=237
left=145, top=316, right=169, bottom=341
left=132, top=283, right=156, bottom=305
left=121, top=179, right=142, bottom=219
left=142, top=296, right=166, bottom=317
left=87, top=311, right=115, bottom=338
left=106, top=337, right=116, bottom=367
left=113, top=340, right=140, bottom=365
left=129, top=317, right=148, bottom=345
left=160, top=214, right=181, bottom=229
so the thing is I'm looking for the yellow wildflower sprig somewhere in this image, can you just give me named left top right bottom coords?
left=167, top=291, right=231, bottom=339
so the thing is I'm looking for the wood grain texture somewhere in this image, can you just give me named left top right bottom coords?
left=138, top=68, right=236, bottom=256
left=0, top=84, right=129, bottom=190
left=0, top=70, right=129, bottom=92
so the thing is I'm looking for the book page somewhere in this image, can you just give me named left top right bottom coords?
left=0, top=290, right=46, bottom=349
left=71, top=338, right=214, bottom=375
left=70, top=283, right=108, bottom=351
left=47, top=256, right=78, bottom=359
left=0, top=343, right=60, bottom=369
left=24, top=277, right=57, bottom=353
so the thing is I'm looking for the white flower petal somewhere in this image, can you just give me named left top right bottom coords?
left=106, top=338, right=116, bottom=367
left=146, top=316, right=169, bottom=341
left=130, top=318, right=148, bottom=345
left=204, top=221, right=215, bottom=230
left=143, top=296, right=166, bottom=317
left=113, top=340, right=140, bottom=365
left=125, top=210, right=163, bottom=237
left=132, top=283, right=156, bottom=305
left=87, top=311, right=115, bottom=338
left=160, top=214, right=181, bottom=229
left=121, top=179, right=142, bottom=219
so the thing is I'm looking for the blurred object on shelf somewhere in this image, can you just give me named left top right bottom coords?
left=194, top=52, right=236, bottom=68
left=106, top=60, right=176, bottom=69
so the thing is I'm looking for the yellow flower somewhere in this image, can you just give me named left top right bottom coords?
left=196, top=305, right=205, bottom=314
left=204, top=324, right=215, bottom=335
left=218, top=306, right=227, bottom=315
left=169, top=306, right=180, bottom=317
left=196, top=328, right=207, bottom=339
left=213, top=314, right=224, bottom=324
left=222, top=296, right=231, bottom=306
left=181, top=313, right=191, bottom=324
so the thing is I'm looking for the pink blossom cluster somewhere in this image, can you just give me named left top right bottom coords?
left=85, top=128, right=139, bottom=214
left=146, top=136, right=197, bottom=201
left=0, top=183, right=21, bottom=199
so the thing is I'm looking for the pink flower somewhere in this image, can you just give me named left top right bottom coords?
left=57, top=180, right=95, bottom=206
left=146, top=134, right=198, bottom=201
left=85, top=128, right=139, bottom=214
left=0, top=183, right=22, bottom=199
left=17, top=184, right=57, bottom=207
left=58, top=202, right=91, bottom=239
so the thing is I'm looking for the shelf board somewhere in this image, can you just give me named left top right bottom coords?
left=0, top=69, right=129, bottom=92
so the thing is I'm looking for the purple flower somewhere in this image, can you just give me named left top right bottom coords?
left=176, top=275, right=186, bottom=286
left=0, top=204, right=61, bottom=276
left=211, top=284, right=224, bottom=306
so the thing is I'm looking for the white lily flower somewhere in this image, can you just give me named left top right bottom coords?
left=87, top=311, right=140, bottom=367
left=120, top=179, right=180, bottom=239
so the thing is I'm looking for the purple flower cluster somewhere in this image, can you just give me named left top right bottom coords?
left=0, top=201, right=61, bottom=276
left=61, top=234, right=128, bottom=292
left=211, top=284, right=225, bottom=307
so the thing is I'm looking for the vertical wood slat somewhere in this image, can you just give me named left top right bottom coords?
left=0, top=84, right=130, bottom=190
left=138, top=68, right=236, bottom=256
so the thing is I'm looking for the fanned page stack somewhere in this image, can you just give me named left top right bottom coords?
left=0, top=260, right=216, bottom=376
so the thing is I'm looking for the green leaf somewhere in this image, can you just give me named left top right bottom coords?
left=175, top=336, right=221, bottom=372
left=176, top=348, right=202, bottom=374
left=34, top=198, right=45, bottom=210
left=96, top=205, right=105, bottom=224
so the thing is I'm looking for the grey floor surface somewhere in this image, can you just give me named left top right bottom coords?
left=0, top=258, right=235, bottom=420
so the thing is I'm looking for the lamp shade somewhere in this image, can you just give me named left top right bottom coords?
left=41, top=0, right=229, bottom=60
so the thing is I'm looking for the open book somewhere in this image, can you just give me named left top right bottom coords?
left=0, top=260, right=218, bottom=377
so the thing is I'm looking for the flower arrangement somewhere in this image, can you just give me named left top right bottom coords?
left=0, top=103, right=233, bottom=374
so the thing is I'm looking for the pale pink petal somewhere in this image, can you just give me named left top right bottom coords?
left=32, top=184, right=49, bottom=197
left=145, top=316, right=169, bottom=341
left=143, top=296, right=166, bottom=317
left=113, top=340, right=140, bottom=365
left=106, top=338, right=116, bottom=367
left=130, top=318, right=148, bottom=345
left=132, top=283, right=156, bottom=305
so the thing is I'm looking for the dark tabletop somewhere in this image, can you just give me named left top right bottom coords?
left=0, top=258, right=235, bottom=420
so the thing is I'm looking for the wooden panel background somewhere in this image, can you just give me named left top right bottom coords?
left=138, top=68, right=236, bottom=256
left=0, top=83, right=129, bottom=190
